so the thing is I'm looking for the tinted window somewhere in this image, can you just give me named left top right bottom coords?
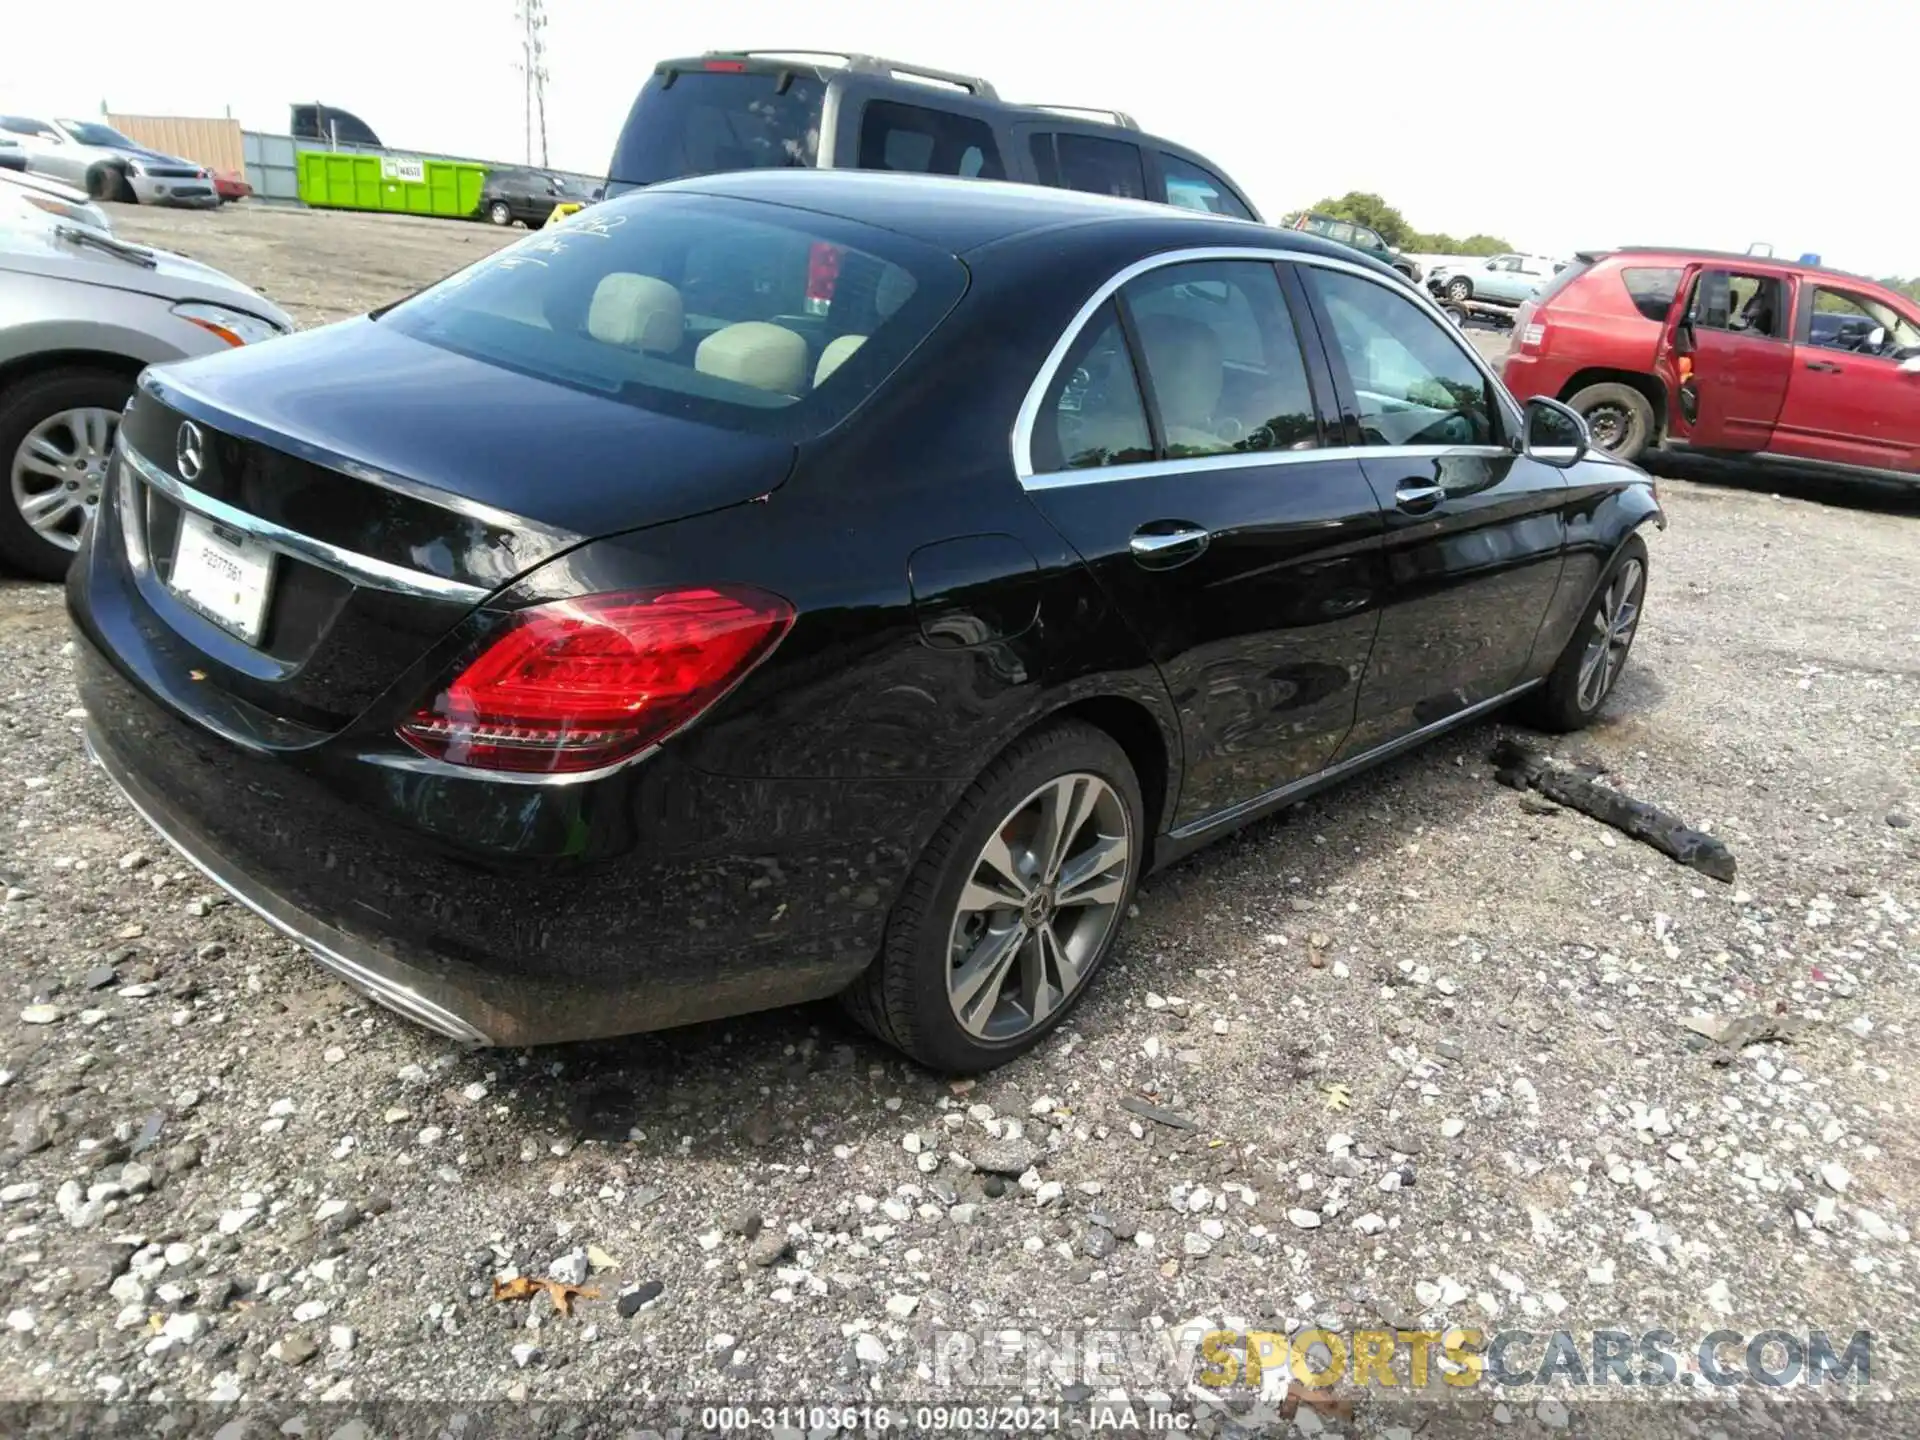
left=0, top=117, right=54, bottom=138
left=606, top=71, right=824, bottom=190
left=857, top=101, right=1004, bottom=179
left=1160, top=154, right=1253, bottom=220
left=381, top=191, right=965, bottom=441
left=1054, top=133, right=1146, bottom=199
left=1033, top=305, right=1153, bottom=472
left=1122, top=261, right=1320, bottom=458
left=1353, top=226, right=1386, bottom=251
left=1620, top=266, right=1681, bottom=322
left=56, top=120, right=135, bottom=148
left=1306, top=267, right=1497, bottom=447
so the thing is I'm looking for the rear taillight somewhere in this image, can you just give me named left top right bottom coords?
left=704, top=59, right=747, bottom=72
left=399, top=586, right=793, bottom=776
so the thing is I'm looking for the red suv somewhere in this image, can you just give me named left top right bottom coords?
left=1501, top=248, right=1920, bottom=480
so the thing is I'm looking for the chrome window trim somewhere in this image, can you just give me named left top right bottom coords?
left=121, top=442, right=490, bottom=605
left=1010, top=245, right=1523, bottom=487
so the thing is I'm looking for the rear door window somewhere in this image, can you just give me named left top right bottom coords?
left=857, top=101, right=1004, bottom=178
left=1051, top=133, right=1146, bottom=199
left=1159, top=154, right=1254, bottom=220
left=1031, top=304, right=1154, bottom=472
left=1121, top=260, right=1322, bottom=458
left=1619, top=266, right=1682, bottom=322
left=605, top=70, right=825, bottom=190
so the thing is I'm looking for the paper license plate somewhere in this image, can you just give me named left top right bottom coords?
left=169, top=511, right=275, bottom=644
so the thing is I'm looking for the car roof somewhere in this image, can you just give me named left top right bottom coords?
left=1583, top=246, right=1884, bottom=288
left=648, top=169, right=1355, bottom=262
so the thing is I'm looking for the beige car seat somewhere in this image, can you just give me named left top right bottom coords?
left=586, top=274, right=684, bottom=353
left=696, top=322, right=809, bottom=396
left=1134, top=313, right=1224, bottom=452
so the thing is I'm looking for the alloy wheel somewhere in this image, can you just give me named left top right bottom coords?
left=946, top=773, right=1131, bottom=1042
left=10, top=406, right=117, bottom=553
left=1577, top=558, right=1644, bottom=711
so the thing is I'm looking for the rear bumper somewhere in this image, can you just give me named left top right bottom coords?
left=68, top=608, right=930, bottom=1047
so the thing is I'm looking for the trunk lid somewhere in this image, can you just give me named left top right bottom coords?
left=113, top=319, right=796, bottom=734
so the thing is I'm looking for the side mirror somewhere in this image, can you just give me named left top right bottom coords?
left=1866, top=325, right=1888, bottom=352
left=1522, top=396, right=1589, bottom=468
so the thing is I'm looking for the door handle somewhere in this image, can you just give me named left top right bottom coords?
left=1393, top=483, right=1446, bottom=513
left=1804, top=360, right=1843, bottom=373
left=1128, top=524, right=1210, bottom=566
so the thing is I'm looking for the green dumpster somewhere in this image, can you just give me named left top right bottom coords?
left=297, top=151, right=487, bottom=219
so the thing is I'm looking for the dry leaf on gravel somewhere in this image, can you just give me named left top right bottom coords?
left=491, top=1276, right=600, bottom=1317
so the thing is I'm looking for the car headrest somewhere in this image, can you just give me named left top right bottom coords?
left=695, top=321, right=809, bottom=396
left=586, top=274, right=683, bottom=353
left=814, top=334, right=867, bottom=387
left=1134, top=313, right=1224, bottom=423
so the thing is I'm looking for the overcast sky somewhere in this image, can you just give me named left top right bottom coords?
left=10, top=0, right=1915, bottom=275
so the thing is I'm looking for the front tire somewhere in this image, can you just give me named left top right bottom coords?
left=1445, top=276, right=1473, bottom=303
left=842, top=721, right=1144, bottom=1072
left=85, top=166, right=135, bottom=204
left=0, top=367, right=133, bottom=580
left=1521, top=535, right=1649, bottom=733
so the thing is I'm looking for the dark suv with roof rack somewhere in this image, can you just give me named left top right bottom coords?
left=602, top=49, right=1261, bottom=222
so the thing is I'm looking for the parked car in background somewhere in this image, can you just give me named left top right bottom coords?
left=603, top=49, right=1263, bottom=221
left=213, top=171, right=252, bottom=204
left=479, top=166, right=587, bottom=227
left=1502, top=246, right=1920, bottom=477
left=1, top=169, right=112, bottom=231
left=1289, top=211, right=1419, bottom=281
left=291, top=103, right=383, bottom=148
left=0, top=115, right=217, bottom=206
left=0, top=136, right=25, bottom=172
left=1426, top=253, right=1561, bottom=308
left=0, top=209, right=292, bottom=579
left=68, top=170, right=1659, bottom=1070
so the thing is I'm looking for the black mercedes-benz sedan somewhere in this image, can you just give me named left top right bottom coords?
left=69, top=171, right=1662, bottom=1072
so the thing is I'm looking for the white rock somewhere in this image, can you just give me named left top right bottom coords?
left=164, top=1242, right=194, bottom=1267
left=1858, top=1209, right=1895, bottom=1243
left=1441, top=1118, right=1466, bottom=1139
left=1287, top=1208, right=1322, bottom=1231
left=0, top=1182, right=40, bottom=1204
left=1535, top=1397, right=1570, bottom=1430
left=292, top=1300, right=330, bottom=1323
left=462, top=1082, right=488, bottom=1101
left=5, top=1309, right=33, bottom=1333
left=1820, top=1161, right=1852, bottom=1194
left=1034, top=1181, right=1063, bottom=1207
left=1182, top=1233, right=1214, bottom=1256
left=511, top=1343, right=540, bottom=1369
left=19, top=1005, right=61, bottom=1026
left=854, top=1333, right=889, bottom=1365
left=330, top=1325, right=356, bottom=1353
left=1353, top=1213, right=1386, bottom=1236
left=267, top=1098, right=296, bottom=1118
left=162, top=1312, right=207, bottom=1343
left=1587, top=1260, right=1615, bottom=1286
left=902, top=1132, right=924, bottom=1154
left=1378, top=1171, right=1403, bottom=1194
left=217, top=1208, right=259, bottom=1235
left=885, top=1294, right=919, bottom=1319
left=1846, top=1017, right=1874, bottom=1039
left=323, top=1046, right=347, bottom=1065
left=1703, top=1279, right=1732, bottom=1316
left=549, top=1249, right=590, bottom=1287
left=1325, top=1133, right=1354, bottom=1153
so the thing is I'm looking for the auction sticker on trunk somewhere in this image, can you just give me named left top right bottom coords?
left=169, top=512, right=275, bottom=644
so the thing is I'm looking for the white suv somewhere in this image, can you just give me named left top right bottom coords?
left=1427, top=253, right=1563, bottom=308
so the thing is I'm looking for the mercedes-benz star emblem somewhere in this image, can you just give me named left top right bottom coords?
left=176, top=421, right=205, bottom=483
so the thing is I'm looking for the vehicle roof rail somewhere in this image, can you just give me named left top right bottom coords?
left=1021, top=104, right=1141, bottom=130
left=706, top=50, right=998, bottom=98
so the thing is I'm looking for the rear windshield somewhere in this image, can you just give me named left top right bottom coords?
left=606, top=70, right=825, bottom=192
left=380, top=190, right=967, bottom=440
left=1532, top=255, right=1595, bottom=308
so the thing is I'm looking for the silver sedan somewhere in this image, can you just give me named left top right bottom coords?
left=0, top=202, right=293, bottom=579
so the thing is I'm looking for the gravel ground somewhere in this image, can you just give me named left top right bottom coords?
left=1, top=201, right=1916, bottom=1434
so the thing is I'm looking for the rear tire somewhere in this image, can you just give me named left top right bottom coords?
left=0, top=366, right=133, bottom=581
left=1443, top=303, right=1469, bottom=327
left=487, top=200, right=513, bottom=226
left=1566, top=382, right=1655, bottom=462
left=841, top=721, right=1144, bottom=1073
left=1520, top=534, right=1649, bottom=733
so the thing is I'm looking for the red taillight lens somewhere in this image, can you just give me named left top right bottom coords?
left=704, top=59, right=748, bottom=72
left=399, top=586, right=793, bottom=775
